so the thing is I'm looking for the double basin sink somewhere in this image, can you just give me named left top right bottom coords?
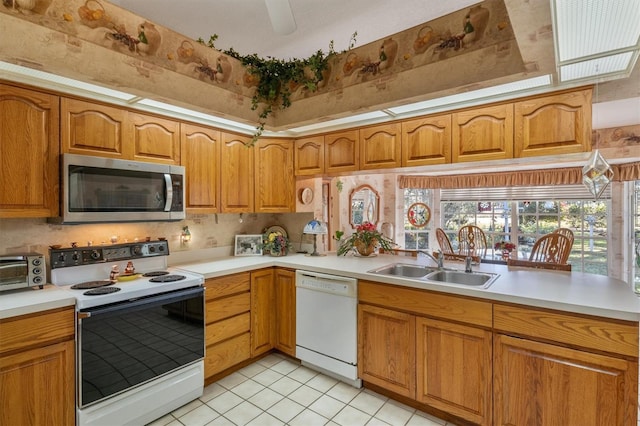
left=368, top=263, right=499, bottom=289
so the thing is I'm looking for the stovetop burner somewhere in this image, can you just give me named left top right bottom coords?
left=149, top=274, right=187, bottom=283
left=142, top=271, right=170, bottom=277
left=71, top=280, right=115, bottom=290
left=84, top=286, right=121, bottom=296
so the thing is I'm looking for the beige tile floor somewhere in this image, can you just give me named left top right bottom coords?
left=147, top=353, right=454, bottom=426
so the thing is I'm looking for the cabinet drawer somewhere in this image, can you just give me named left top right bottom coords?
left=206, top=292, right=250, bottom=323
left=359, top=281, right=492, bottom=328
left=207, top=313, right=251, bottom=345
left=205, top=332, right=251, bottom=378
left=494, top=304, right=639, bottom=358
left=0, top=307, right=75, bottom=355
left=205, top=273, right=251, bottom=300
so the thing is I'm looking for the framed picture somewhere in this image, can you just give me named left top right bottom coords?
left=234, top=234, right=263, bottom=256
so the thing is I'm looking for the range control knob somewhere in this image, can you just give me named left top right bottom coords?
left=57, top=253, right=66, bottom=262
left=72, top=253, right=79, bottom=261
left=149, top=246, right=156, bottom=253
left=90, top=250, right=101, bottom=260
left=33, top=276, right=43, bottom=284
left=32, top=258, right=42, bottom=266
left=158, top=245, right=166, bottom=252
left=132, top=246, right=143, bottom=256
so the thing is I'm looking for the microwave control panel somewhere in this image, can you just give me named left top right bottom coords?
left=50, top=241, right=169, bottom=269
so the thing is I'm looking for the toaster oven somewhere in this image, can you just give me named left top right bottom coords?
left=0, top=253, right=46, bottom=292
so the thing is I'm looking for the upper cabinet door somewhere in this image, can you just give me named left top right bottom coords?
left=181, top=123, right=221, bottom=213
left=325, top=130, right=359, bottom=173
left=129, top=111, right=181, bottom=164
left=61, top=97, right=128, bottom=159
left=401, top=115, right=452, bottom=167
left=255, top=138, right=295, bottom=213
left=294, top=136, right=324, bottom=176
left=452, top=103, right=514, bottom=163
left=0, top=85, right=59, bottom=218
left=220, top=132, right=254, bottom=213
left=360, top=123, right=402, bottom=170
left=514, top=88, right=592, bottom=157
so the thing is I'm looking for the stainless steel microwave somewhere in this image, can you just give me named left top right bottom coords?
left=60, top=154, right=185, bottom=223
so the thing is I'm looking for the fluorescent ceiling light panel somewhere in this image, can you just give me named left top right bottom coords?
left=554, top=0, right=640, bottom=62
left=387, top=75, right=552, bottom=115
left=136, top=98, right=257, bottom=131
left=560, top=52, right=633, bottom=81
left=288, top=111, right=388, bottom=133
left=0, top=61, right=135, bottom=100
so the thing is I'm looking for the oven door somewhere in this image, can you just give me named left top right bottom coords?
left=77, top=286, right=204, bottom=407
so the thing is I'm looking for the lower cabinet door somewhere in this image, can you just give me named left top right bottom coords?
left=358, top=304, right=416, bottom=398
left=416, top=317, right=492, bottom=425
left=0, top=340, right=75, bottom=426
left=205, top=332, right=251, bottom=379
left=494, top=334, right=637, bottom=426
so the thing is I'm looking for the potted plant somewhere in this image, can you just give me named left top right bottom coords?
left=337, top=222, right=394, bottom=256
left=262, top=230, right=292, bottom=256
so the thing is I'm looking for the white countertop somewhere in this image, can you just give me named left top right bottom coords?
left=176, top=252, right=640, bottom=322
left=3, top=253, right=639, bottom=322
left=0, top=285, right=76, bottom=320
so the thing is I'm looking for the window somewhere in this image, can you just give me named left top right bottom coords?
left=441, top=200, right=608, bottom=274
left=403, top=189, right=431, bottom=250
left=632, top=181, right=640, bottom=287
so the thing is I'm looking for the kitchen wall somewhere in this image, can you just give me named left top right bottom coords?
left=0, top=212, right=314, bottom=263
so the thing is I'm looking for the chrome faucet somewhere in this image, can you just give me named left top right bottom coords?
left=465, top=256, right=473, bottom=273
left=419, top=250, right=444, bottom=269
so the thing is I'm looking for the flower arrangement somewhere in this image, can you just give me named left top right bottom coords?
left=494, top=241, right=516, bottom=251
left=262, top=231, right=292, bottom=256
left=337, top=222, right=394, bottom=256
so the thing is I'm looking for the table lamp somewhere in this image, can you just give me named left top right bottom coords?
left=303, top=219, right=328, bottom=256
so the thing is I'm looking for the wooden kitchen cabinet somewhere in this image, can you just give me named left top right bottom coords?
left=416, top=317, right=492, bottom=425
left=452, top=103, right=514, bottom=163
left=324, top=130, right=359, bottom=173
left=358, top=303, right=416, bottom=398
left=254, top=138, right=295, bottom=212
left=204, top=273, right=251, bottom=380
left=514, top=88, right=592, bottom=157
left=61, top=97, right=128, bottom=159
left=401, top=114, right=451, bottom=166
left=358, top=280, right=494, bottom=425
left=494, top=334, right=636, bottom=425
left=181, top=123, right=221, bottom=213
left=294, top=135, right=324, bottom=176
left=128, top=111, right=180, bottom=164
left=274, top=268, right=296, bottom=356
left=493, top=303, right=638, bottom=425
left=220, top=132, right=254, bottom=212
left=62, top=97, right=181, bottom=164
left=359, top=123, right=402, bottom=170
left=0, top=306, right=75, bottom=426
left=251, top=269, right=275, bottom=357
left=0, top=84, right=59, bottom=218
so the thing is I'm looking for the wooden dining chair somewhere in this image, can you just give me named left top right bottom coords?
left=458, top=225, right=488, bottom=257
left=435, top=228, right=455, bottom=255
left=529, top=233, right=572, bottom=264
left=552, top=228, right=575, bottom=249
left=507, top=258, right=572, bottom=271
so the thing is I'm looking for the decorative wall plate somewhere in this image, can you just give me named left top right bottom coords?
left=300, top=187, right=313, bottom=205
left=407, top=202, right=431, bottom=228
left=265, top=225, right=288, bottom=239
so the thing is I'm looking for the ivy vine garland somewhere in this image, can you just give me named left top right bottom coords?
left=198, top=33, right=357, bottom=146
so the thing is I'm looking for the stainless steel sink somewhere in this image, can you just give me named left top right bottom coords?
left=425, top=270, right=498, bottom=288
left=368, top=263, right=438, bottom=278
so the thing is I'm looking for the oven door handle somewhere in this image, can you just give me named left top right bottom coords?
left=78, top=286, right=203, bottom=318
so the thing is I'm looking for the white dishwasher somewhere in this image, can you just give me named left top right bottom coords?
left=295, top=270, right=362, bottom=388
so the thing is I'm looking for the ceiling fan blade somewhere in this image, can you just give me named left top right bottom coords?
left=265, top=0, right=297, bottom=35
